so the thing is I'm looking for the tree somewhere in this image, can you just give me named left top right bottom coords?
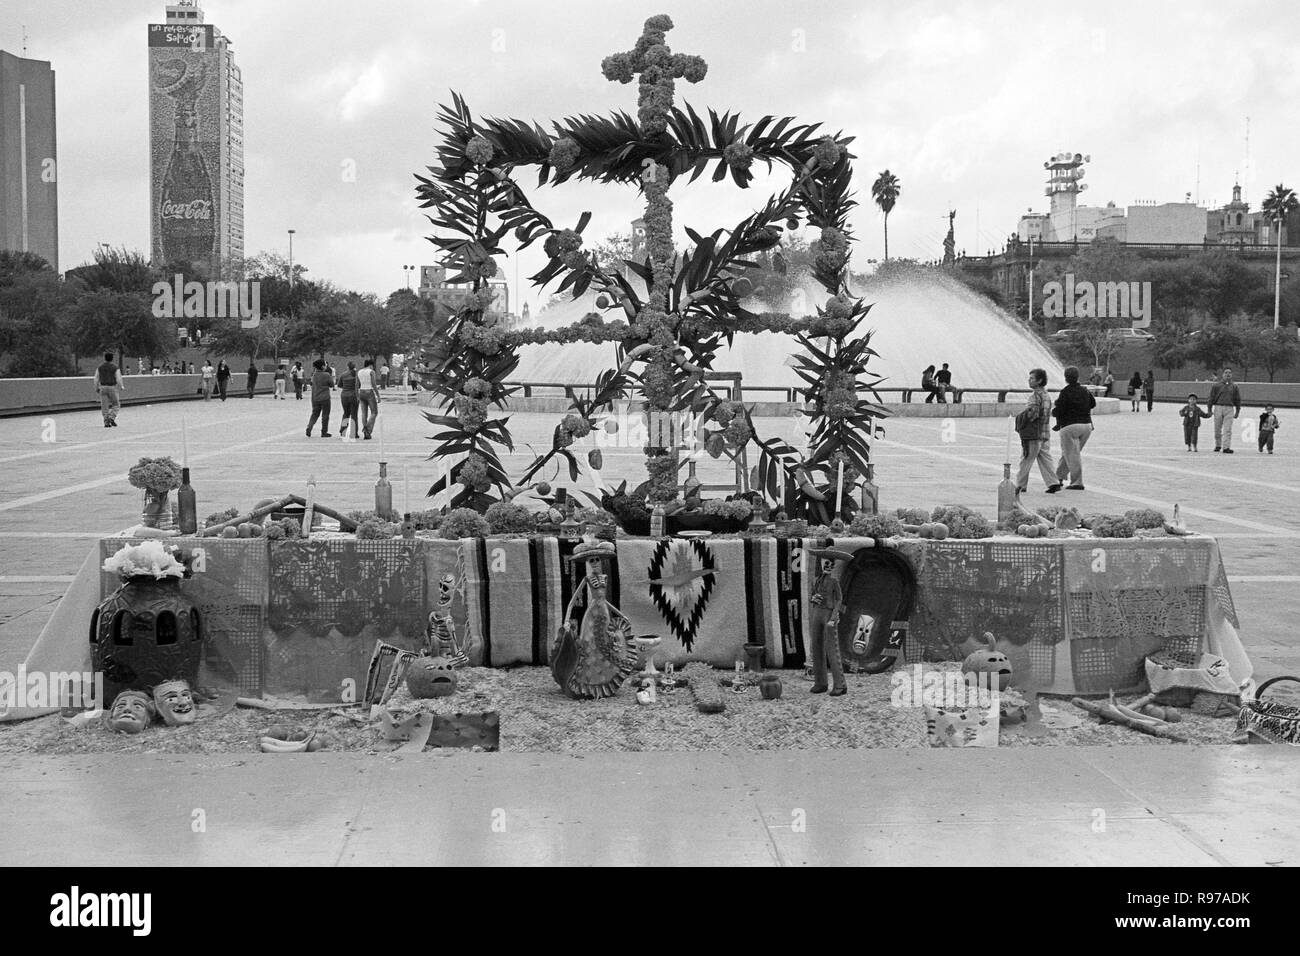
left=1262, top=183, right=1300, bottom=328
left=0, top=266, right=78, bottom=376
left=1148, top=322, right=1190, bottom=380
left=335, top=293, right=419, bottom=365
left=589, top=232, right=635, bottom=271
left=288, top=296, right=350, bottom=359
left=1187, top=324, right=1244, bottom=375
left=1243, top=326, right=1300, bottom=382
left=201, top=316, right=263, bottom=365
left=871, top=170, right=901, bottom=261
left=66, top=246, right=155, bottom=296
left=71, top=289, right=173, bottom=366
left=257, top=313, right=291, bottom=363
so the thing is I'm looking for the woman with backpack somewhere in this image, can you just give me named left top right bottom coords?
left=1015, top=367, right=1061, bottom=495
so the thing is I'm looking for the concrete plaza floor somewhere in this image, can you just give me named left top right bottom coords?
left=0, top=393, right=1296, bottom=865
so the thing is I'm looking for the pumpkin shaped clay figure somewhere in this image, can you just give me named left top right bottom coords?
left=405, top=656, right=458, bottom=698
left=961, top=632, right=1013, bottom=691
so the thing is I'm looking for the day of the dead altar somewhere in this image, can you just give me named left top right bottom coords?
left=5, top=531, right=1249, bottom=721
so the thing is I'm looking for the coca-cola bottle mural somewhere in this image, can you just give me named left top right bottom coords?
left=154, top=56, right=215, bottom=268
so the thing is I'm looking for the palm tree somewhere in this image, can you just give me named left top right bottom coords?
left=871, top=170, right=901, bottom=261
left=1262, top=183, right=1299, bottom=329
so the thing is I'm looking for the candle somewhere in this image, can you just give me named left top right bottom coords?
left=1006, top=416, right=1014, bottom=463
left=404, top=463, right=410, bottom=515
left=379, top=416, right=386, bottom=462
left=432, top=454, right=442, bottom=508
left=181, top=414, right=189, bottom=466
left=835, top=460, right=844, bottom=517
left=777, top=464, right=785, bottom=506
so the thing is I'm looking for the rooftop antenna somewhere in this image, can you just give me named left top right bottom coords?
left=1195, top=143, right=1200, bottom=205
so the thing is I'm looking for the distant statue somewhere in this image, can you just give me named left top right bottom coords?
left=943, top=210, right=956, bottom=267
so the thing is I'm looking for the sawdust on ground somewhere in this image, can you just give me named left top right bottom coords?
left=0, top=663, right=1241, bottom=755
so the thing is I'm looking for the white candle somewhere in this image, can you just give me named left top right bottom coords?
left=404, top=464, right=410, bottom=515
left=379, top=416, right=386, bottom=462
left=835, top=460, right=844, bottom=517
left=777, top=464, right=785, bottom=506
left=181, top=415, right=188, bottom=467
left=1006, top=416, right=1014, bottom=463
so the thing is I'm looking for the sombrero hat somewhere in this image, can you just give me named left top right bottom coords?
left=566, top=539, right=616, bottom=563
left=807, top=547, right=855, bottom=563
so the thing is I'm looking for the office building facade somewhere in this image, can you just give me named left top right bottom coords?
left=148, top=1, right=243, bottom=278
left=0, top=50, right=58, bottom=270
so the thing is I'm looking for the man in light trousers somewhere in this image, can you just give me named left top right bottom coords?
left=1208, top=367, right=1241, bottom=453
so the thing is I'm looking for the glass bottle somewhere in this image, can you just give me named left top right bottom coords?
left=177, top=467, right=197, bottom=534
left=997, top=462, right=1018, bottom=526
left=375, top=462, right=394, bottom=521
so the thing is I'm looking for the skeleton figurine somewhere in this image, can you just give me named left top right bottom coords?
left=550, top=538, right=638, bottom=699
left=426, top=572, right=470, bottom=667
left=807, top=548, right=854, bottom=696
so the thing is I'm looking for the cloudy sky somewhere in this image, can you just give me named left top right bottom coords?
left=5, top=0, right=1298, bottom=312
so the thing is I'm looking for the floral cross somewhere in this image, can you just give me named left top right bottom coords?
left=601, top=14, right=707, bottom=136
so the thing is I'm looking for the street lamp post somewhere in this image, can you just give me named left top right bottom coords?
left=1274, top=216, right=1283, bottom=330
left=288, top=229, right=296, bottom=290
left=1027, top=234, right=1036, bottom=326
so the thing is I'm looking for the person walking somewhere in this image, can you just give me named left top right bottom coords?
left=94, top=352, right=125, bottom=427
left=337, top=361, right=361, bottom=440
left=1208, top=367, right=1241, bottom=453
left=1180, top=393, right=1210, bottom=451
left=1142, top=370, right=1156, bottom=412
left=246, top=362, right=259, bottom=398
left=216, top=359, right=231, bottom=401
left=357, top=358, right=380, bottom=439
left=273, top=363, right=287, bottom=400
left=1258, top=405, right=1280, bottom=454
left=291, top=361, right=304, bottom=400
left=201, top=358, right=215, bottom=401
left=1052, top=365, right=1096, bottom=491
left=380, top=362, right=391, bottom=389
left=1016, top=367, right=1060, bottom=494
left=305, top=359, right=335, bottom=438
left=1127, top=371, right=1142, bottom=412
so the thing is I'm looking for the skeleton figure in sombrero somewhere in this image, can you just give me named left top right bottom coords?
left=807, top=548, right=854, bottom=696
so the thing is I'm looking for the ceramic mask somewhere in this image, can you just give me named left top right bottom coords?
left=108, top=690, right=154, bottom=734
left=152, top=679, right=196, bottom=726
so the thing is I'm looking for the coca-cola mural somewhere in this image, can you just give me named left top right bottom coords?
left=149, top=24, right=221, bottom=274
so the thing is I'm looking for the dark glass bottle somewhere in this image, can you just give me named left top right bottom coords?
left=177, top=467, right=198, bottom=534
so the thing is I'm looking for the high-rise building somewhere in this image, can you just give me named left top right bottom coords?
left=0, top=50, right=59, bottom=270
left=148, top=1, right=243, bottom=278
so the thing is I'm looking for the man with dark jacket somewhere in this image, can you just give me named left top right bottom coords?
left=1052, top=365, right=1096, bottom=490
left=305, top=359, right=335, bottom=438
left=1208, top=367, right=1241, bottom=453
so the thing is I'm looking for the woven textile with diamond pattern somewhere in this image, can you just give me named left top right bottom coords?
left=2, top=533, right=1251, bottom=720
